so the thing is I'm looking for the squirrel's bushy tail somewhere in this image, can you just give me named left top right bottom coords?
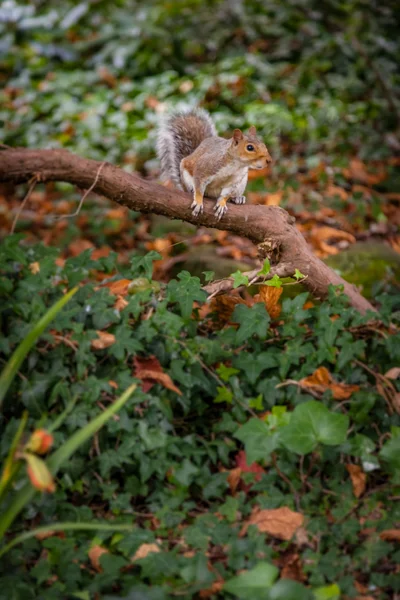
left=156, top=108, right=216, bottom=189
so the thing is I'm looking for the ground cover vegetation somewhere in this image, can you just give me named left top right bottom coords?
left=0, top=1, right=399, bottom=599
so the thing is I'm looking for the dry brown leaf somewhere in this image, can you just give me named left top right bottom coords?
left=68, top=239, right=94, bottom=256
left=210, top=294, right=247, bottom=325
left=103, top=279, right=131, bottom=296
left=300, top=366, right=359, bottom=400
left=199, top=581, right=224, bottom=598
left=88, top=545, right=109, bottom=572
left=241, top=506, right=304, bottom=540
left=35, top=530, right=65, bottom=541
left=258, top=285, right=283, bottom=319
left=132, top=543, right=160, bottom=562
left=114, top=295, right=129, bottom=312
left=325, top=184, right=349, bottom=201
left=385, top=367, right=400, bottom=380
left=279, top=552, right=306, bottom=582
left=227, top=467, right=242, bottom=495
left=346, top=464, right=366, bottom=498
left=29, top=261, right=40, bottom=274
left=91, top=331, right=116, bottom=350
left=266, top=191, right=283, bottom=206
left=133, top=355, right=182, bottom=395
left=379, top=529, right=400, bottom=542
left=343, top=158, right=386, bottom=185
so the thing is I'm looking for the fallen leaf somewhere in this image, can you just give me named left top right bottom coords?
left=114, top=295, right=129, bottom=312
left=379, top=529, right=400, bottom=542
left=325, top=184, right=348, bottom=201
left=257, top=285, right=283, bottom=319
left=279, top=552, right=306, bottom=582
left=68, top=239, right=94, bottom=257
left=227, top=467, right=242, bottom=495
left=346, top=464, right=366, bottom=498
left=265, top=191, right=283, bottom=206
left=199, top=581, right=224, bottom=598
left=385, top=367, right=400, bottom=380
left=108, top=380, right=118, bottom=389
left=300, top=366, right=359, bottom=400
left=241, top=506, right=304, bottom=540
left=91, top=331, right=116, bottom=350
left=133, top=355, right=182, bottom=395
left=235, top=450, right=265, bottom=481
left=103, top=279, right=131, bottom=296
left=210, top=294, right=247, bottom=325
left=343, top=158, right=386, bottom=185
left=29, top=261, right=40, bottom=274
left=132, top=543, right=160, bottom=562
left=88, top=545, right=109, bottom=572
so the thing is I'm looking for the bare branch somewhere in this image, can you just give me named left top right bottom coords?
left=0, top=147, right=376, bottom=314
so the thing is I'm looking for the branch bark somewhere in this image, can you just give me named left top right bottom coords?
left=0, top=147, right=375, bottom=314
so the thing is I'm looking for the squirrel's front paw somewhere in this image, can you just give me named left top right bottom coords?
left=191, top=200, right=203, bottom=217
left=214, top=203, right=228, bottom=221
left=231, top=195, right=246, bottom=205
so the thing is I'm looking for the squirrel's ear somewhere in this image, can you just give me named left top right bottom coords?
left=233, top=129, right=243, bottom=144
left=248, top=125, right=257, bottom=136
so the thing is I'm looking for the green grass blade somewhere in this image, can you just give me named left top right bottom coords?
left=0, top=383, right=136, bottom=540
left=0, top=522, right=134, bottom=558
left=0, top=287, right=78, bottom=409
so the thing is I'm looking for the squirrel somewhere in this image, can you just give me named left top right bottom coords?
left=156, top=108, right=271, bottom=220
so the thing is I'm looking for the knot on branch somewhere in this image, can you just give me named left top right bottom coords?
left=257, top=239, right=281, bottom=265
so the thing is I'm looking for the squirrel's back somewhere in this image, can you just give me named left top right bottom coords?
left=157, top=108, right=216, bottom=188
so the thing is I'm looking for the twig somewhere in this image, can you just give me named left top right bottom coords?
left=56, top=161, right=106, bottom=219
left=272, top=452, right=301, bottom=511
left=275, top=379, right=323, bottom=400
left=10, top=177, right=38, bottom=234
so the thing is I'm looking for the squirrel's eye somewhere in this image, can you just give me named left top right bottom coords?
left=246, top=144, right=254, bottom=152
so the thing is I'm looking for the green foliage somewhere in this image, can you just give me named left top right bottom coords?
left=0, top=238, right=398, bottom=598
left=224, top=561, right=278, bottom=598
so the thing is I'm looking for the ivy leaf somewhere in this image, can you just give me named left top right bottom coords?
left=130, top=251, right=162, bottom=279
left=232, top=303, right=270, bottom=345
left=231, top=270, right=249, bottom=288
left=294, top=268, right=305, bottom=280
left=257, top=258, right=271, bottom=276
left=216, top=365, right=240, bottom=382
left=234, top=418, right=279, bottom=463
left=167, top=271, right=207, bottom=319
left=202, top=270, right=214, bottom=282
left=313, top=583, right=341, bottom=600
left=280, top=400, right=349, bottom=455
left=264, top=274, right=283, bottom=288
left=224, top=562, right=278, bottom=598
left=214, top=386, right=233, bottom=404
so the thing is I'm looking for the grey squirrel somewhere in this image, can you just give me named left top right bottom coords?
left=156, top=108, right=271, bottom=220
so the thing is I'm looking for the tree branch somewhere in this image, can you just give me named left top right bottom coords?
left=0, top=147, right=375, bottom=314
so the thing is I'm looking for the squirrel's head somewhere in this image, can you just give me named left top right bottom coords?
left=231, top=127, right=272, bottom=169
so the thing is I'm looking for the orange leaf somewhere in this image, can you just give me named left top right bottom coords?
left=199, top=581, right=225, bottom=598
left=114, top=295, right=129, bottom=312
left=103, top=279, right=131, bottom=296
left=258, top=285, right=283, bottom=319
left=133, top=356, right=182, bottom=395
left=241, top=506, right=304, bottom=540
left=132, top=543, right=160, bottom=562
left=227, top=467, right=242, bottom=495
left=300, top=366, right=359, bottom=400
left=379, top=529, right=400, bottom=542
left=91, top=331, right=116, bottom=350
left=88, top=545, right=109, bottom=572
left=265, top=191, right=283, bottom=206
left=346, top=464, right=366, bottom=498
left=25, top=453, right=56, bottom=493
